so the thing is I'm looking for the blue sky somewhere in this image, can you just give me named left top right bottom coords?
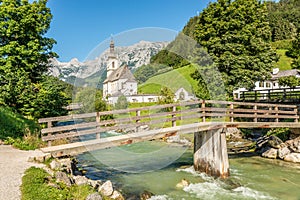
left=45, top=0, right=212, bottom=62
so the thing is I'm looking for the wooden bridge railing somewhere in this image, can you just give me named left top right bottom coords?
left=38, top=100, right=299, bottom=147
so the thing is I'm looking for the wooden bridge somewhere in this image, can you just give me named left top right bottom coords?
left=38, top=100, right=300, bottom=178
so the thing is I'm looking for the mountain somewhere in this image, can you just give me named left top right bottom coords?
left=50, top=40, right=169, bottom=86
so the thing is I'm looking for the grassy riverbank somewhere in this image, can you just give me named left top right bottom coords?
left=21, top=167, right=94, bottom=200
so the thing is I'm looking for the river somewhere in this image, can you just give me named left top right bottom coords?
left=76, top=140, right=300, bottom=200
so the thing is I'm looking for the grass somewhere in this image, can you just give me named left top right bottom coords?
left=21, top=167, right=95, bottom=200
left=275, top=49, right=293, bottom=71
left=0, top=106, right=39, bottom=139
left=139, top=65, right=199, bottom=94
left=138, top=83, right=162, bottom=94
left=0, top=106, right=45, bottom=150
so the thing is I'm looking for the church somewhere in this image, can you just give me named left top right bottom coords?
left=103, top=40, right=159, bottom=104
left=103, top=40, right=138, bottom=100
left=102, top=39, right=198, bottom=104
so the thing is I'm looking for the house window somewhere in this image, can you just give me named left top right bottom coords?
left=259, top=82, right=264, bottom=88
left=266, top=82, right=271, bottom=88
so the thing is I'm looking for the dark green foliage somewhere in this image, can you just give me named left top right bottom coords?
left=194, top=0, right=278, bottom=94
left=21, top=167, right=94, bottom=200
left=191, top=65, right=225, bottom=100
left=267, top=0, right=300, bottom=41
left=278, top=75, right=299, bottom=88
left=115, top=95, right=129, bottom=110
left=266, top=128, right=290, bottom=142
left=134, top=64, right=172, bottom=83
left=19, top=75, right=72, bottom=119
left=286, top=32, right=300, bottom=69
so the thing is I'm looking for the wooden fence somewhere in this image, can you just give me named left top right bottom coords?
left=237, top=87, right=300, bottom=103
left=38, top=100, right=299, bottom=147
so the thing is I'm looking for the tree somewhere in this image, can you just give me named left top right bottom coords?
left=20, top=76, right=72, bottom=119
left=74, top=88, right=109, bottom=113
left=115, top=95, right=129, bottom=110
left=158, top=87, right=174, bottom=104
left=278, top=76, right=299, bottom=88
left=266, top=1, right=298, bottom=41
left=193, top=0, right=278, bottom=95
left=286, top=32, right=300, bottom=69
left=0, top=0, right=57, bottom=116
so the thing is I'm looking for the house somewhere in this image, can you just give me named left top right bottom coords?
left=233, top=68, right=300, bottom=99
left=103, top=39, right=138, bottom=100
left=174, top=87, right=196, bottom=102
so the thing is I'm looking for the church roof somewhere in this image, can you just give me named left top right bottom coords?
left=103, top=65, right=137, bottom=83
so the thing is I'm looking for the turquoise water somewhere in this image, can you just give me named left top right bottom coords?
left=77, top=141, right=300, bottom=200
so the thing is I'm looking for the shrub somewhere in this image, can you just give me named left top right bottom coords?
left=266, top=128, right=290, bottom=142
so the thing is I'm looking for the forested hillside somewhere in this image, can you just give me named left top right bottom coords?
left=136, top=0, right=300, bottom=99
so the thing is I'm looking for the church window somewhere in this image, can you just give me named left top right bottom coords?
left=112, top=62, right=115, bottom=68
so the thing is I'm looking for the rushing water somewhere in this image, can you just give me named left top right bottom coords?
left=77, top=139, right=300, bottom=200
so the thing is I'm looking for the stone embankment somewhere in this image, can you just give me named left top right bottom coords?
left=257, top=135, right=300, bottom=163
left=29, top=155, right=124, bottom=200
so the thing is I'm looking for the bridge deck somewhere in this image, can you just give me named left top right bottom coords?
left=41, top=122, right=300, bottom=157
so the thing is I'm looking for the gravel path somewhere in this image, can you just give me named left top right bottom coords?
left=0, top=145, right=45, bottom=200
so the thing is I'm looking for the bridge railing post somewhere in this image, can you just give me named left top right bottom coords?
left=96, top=112, right=101, bottom=139
left=136, top=110, right=141, bottom=131
left=275, top=106, right=279, bottom=123
left=172, top=106, right=176, bottom=127
left=294, top=107, right=298, bottom=123
left=201, top=101, right=206, bottom=122
left=230, top=103, right=234, bottom=122
left=253, top=105, right=257, bottom=122
left=47, top=121, right=52, bottom=147
left=255, top=91, right=257, bottom=102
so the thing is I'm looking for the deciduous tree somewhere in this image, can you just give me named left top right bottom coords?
left=193, top=0, right=278, bottom=94
left=0, top=0, right=57, bottom=116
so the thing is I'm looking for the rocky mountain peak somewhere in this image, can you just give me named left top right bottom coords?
left=50, top=40, right=169, bottom=84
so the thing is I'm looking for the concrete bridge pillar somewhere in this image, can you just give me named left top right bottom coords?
left=194, top=128, right=229, bottom=178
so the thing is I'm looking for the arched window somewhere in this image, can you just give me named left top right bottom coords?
left=112, top=61, right=115, bottom=68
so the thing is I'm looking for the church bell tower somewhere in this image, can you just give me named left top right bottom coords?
left=107, top=38, right=119, bottom=77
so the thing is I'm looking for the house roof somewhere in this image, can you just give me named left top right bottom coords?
left=175, top=87, right=194, bottom=96
left=271, top=69, right=300, bottom=80
left=103, top=65, right=137, bottom=83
